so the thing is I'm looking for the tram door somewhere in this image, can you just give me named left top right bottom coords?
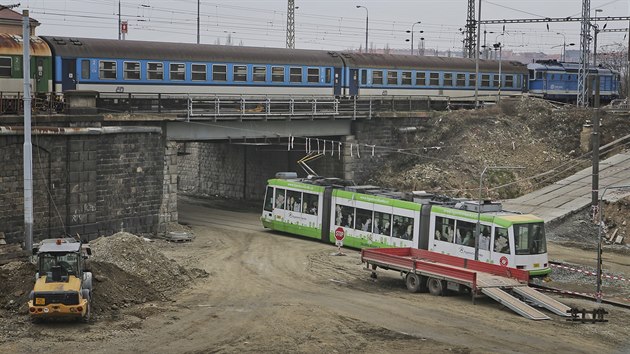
left=348, top=69, right=359, bottom=96
left=61, top=58, right=77, bottom=91
left=333, top=67, right=343, bottom=96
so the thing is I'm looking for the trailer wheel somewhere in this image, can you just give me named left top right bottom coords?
left=405, top=273, right=421, bottom=293
left=427, top=277, right=445, bottom=296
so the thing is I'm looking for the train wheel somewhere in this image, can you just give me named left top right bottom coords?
left=427, top=278, right=445, bottom=296
left=405, top=273, right=421, bottom=293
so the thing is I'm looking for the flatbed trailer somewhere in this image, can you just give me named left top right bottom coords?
left=361, top=248, right=570, bottom=320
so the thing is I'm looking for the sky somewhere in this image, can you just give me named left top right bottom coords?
left=17, top=0, right=630, bottom=55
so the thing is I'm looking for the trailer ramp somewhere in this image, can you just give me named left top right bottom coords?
left=513, top=286, right=571, bottom=317
left=481, top=287, right=550, bottom=320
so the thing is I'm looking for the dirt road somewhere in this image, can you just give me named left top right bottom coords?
left=1, top=198, right=629, bottom=353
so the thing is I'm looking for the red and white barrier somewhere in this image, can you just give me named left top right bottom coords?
left=550, top=263, right=629, bottom=282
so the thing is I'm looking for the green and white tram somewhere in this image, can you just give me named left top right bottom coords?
left=261, top=173, right=550, bottom=277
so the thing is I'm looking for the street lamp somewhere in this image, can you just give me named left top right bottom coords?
left=494, top=33, right=504, bottom=101
left=475, top=166, right=524, bottom=261
left=596, top=185, right=630, bottom=303
left=483, top=29, right=494, bottom=59
left=356, top=5, right=369, bottom=53
left=405, top=21, right=422, bottom=55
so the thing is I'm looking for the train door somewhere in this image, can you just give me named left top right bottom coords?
left=32, top=57, right=48, bottom=93
left=348, top=68, right=359, bottom=96
left=61, top=58, right=76, bottom=91
left=333, top=67, right=342, bottom=96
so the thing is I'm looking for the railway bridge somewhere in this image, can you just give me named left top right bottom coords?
left=0, top=92, right=439, bottom=244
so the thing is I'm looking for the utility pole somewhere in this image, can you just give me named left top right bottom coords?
left=286, top=0, right=295, bottom=49
left=118, top=0, right=121, bottom=40
left=22, top=10, right=33, bottom=252
left=577, top=0, right=591, bottom=107
left=197, top=0, right=200, bottom=44
left=474, top=0, right=481, bottom=107
left=465, top=0, right=476, bottom=58
left=592, top=75, right=600, bottom=213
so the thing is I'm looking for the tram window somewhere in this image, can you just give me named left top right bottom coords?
left=429, top=72, right=440, bottom=86
left=455, top=220, right=475, bottom=246
left=99, top=61, right=117, bottom=80
left=443, top=73, right=453, bottom=87
left=494, top=227, right=510, bottom=254
left=169, top=63, right=185, bottom=81
left=335, top=205, right=355, bottom=228
left=416, top=72, right=426, bottom=86
left=481, top=74, right=490, bottom=87
left=147, top=62, right=164, bottom=80
left=307, top=68, right=320, bottom=83
left=514, top=223, right=546, bottom=255
left=469, top=73, right=476, bottom=87
left=233, top=65, right=247, bottom=82
left=274, top=189, right=286, bottom=209
left=252, top=66, right=266, bottom=82
left=272, top=66, right=285, bottom=82
left=302, top=193, right=319, bottom=215
left=80, top=60, right=90, bottom=80
left=434, top=216, right=454, bottom=242
left=286, top=190, right=302, bottom=212
left=123, top=62, right=140, bottom=80
left=0, top=57, right=10, bottom=77
left=360, top=70, right=367, bottom=85
left=401, top=71, right=412, bottom=85
left=355, top=208, right=373, bottom=232
left=191, top=64, right=207, bottom=81
left=456, top=73, right=466, bottom=87
left=212, top=64, right=227, bottom=81
left=372, top=70, right=383, bottom=85
left=290, top=67, right=302, bottom=83
left=392, top=215, right=413, bottom=240
left=479, top=225, right=491, bottom=250
left=373, top=212, right=391, bottom=236
left=263, top=187, right=274, bottom=212
left=505, top=75, right=514, bottom=88
left=387, top=71, right=399, bottom=85
left=325, top=68, right=332, bottom=83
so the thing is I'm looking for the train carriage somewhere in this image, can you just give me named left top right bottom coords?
left=261, top=173, right=550, bottom=277
left=0, top=33, right=53, bottom=95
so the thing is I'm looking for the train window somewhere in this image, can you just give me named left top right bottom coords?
left=213, top=65, right=227, bottom=81
left=307, top=68, right=320, bottom=83
left=416, top=72, right=426, bottom=86
left=492, top=74, right=499, bottom=87
left=494, top=227, right=510, bottom=254
left=302, top=193, right=318, bottom=215
left=355, top=208, right=373, bottom=232
left=481, top=74, right=490, bottom=87
left=392, top=215, right=413, bottom=240
left=387, top=71, right=398, bottom=85
left=123, top=62, right=140, bottom=80
left=80, top=60, right=90, bottom=80
left=456, top=73, right=466, bottom=87
left=233, top=65, right=247, bottom=82
left=550, top=74, right=555, bottom=80
left=505, top=75, right=514, bottom=87
left=325, top=68, right=332, bottom=83
left=528, top=70, right=535, bottom=80
left=147, top=62, right=164, bottom=80
left=434, top=216, right=454, bottom=242
left=290, top=67, right=302, bottom=83
left=372, top=70, right=383, bottom=85
left=443, top=73, right=453, bottom=87
left=253, top=66, right=266, bottom=82
left=170, top=63, right=185, bottom=81
left=191, top=64, right=207, bottom=81
left=429, top=72, right=439, bottom=86
left=535, top=72, right=543, bottom=80
left=274, top=189, right=286, bottom=209
left=455, top=220, right=475, bottom=246
left=0, top=57, right=10, bottom=77
left=401, top=71, right=412, bottom=85
left=373, top=212, right=391, bottom=236
left=360, top=70, right=367, bottom=85
left=286, top=190, right=302, bottom=212
left=99, top=61, right=117, bottom=80
left=263, top=187, right=273, bottom=212
left=272, top=66, right=284, bottom=82
left=335, top=204, right=355, bottom=228
left=469, top=73, right=476, bottom=87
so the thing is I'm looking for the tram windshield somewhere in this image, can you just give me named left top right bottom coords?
left=513, top=223, right=547, bottom=255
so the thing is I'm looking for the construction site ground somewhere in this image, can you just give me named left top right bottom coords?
left=1, top=98, right=630, bottom=352
left=0, top=198, right=629, bottom=353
